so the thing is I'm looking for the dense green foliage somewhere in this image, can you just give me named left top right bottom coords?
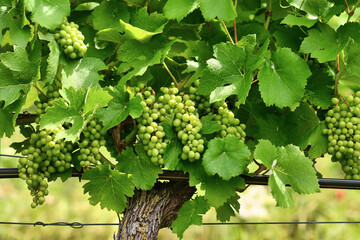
left=1, top=0, right=360, bottom=238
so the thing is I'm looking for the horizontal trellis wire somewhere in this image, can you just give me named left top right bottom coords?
left=1, top=221, right=360, bottom=228
left=1, top=167, right=360, bottom=189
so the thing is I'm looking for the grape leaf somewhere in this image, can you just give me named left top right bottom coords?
left=45, top=40, right=60, bottom=84
left=281, top=15, right=317, bottom=28
left=274, top=26, right=305, bottom=52
left=116, top=36, right=175, bottom=84
left=178, top=158, right=208, bottom=186
left=61, top=57, right=106, bottom=90
left=82, top=164, right=135, bottom=213
left=0, top=4, right=31, bottom=47
left=163, top=141, right=182, bottom=170
left=171, top=196, right=210, bottom=239
left=285, top=104, right=328, bottom=158
left=92, top=0, right=130, bottom=31
left=0, top=46, right=39, bottom=82
left=83, top=87, right=113, bottom=115
left=203, top=136, right=251, bottom=180
left=201, top=175, right=245, bottom=208
left=287, top=0, right=332, bottom=19
left=40, top=87, right=111, bottom=142
left=0, top=46, right=39, bottom=108
left=199, top=0, right=236, bottom=21
left=119, top=8, right=168, bottom=42
left=258, top=48, right=311, bottom=108
left=116, top=145, right=162, bottom=190
left=0, top=97, right=25, bottom=137
left=198, top=36, right=268, bottom=105
left=216, top=194, right=240, bottom=222
left=95, top=84, right=143, bottom=131
left=254, top=140, right=320, bottom=208
left=300, top=23, right=348, bottom=63
left=200, top=115, right=222, bottom=134
left=163, top=0, right=200, bottom=22
left=305, top=69, right=333, bottom=109
left=25, top=0, right=70, bottom=30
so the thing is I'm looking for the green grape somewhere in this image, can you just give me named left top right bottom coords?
left=324, top=91, right=360, bottom=179
left=54, top=18, right=87, bottom=59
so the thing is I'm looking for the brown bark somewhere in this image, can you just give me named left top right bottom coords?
left=116, top=180, right=196, bottom=240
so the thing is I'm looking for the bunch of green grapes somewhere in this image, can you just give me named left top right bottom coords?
left=77, top=118, right=107, bottom=167
left=210, top=101, right=246, bottom=141
left=323, top=93, right=360, bottom=179
left=157, top=84, right=205, bottom=162
left=136, top=85, right=168, bottom=165
left=189, top=80, right=211, bottom=116
left=18, top=126, right=73, bottom=208
left=34, top=81, right=62, bottom=123
left=54, top=19, right=87, bottom=59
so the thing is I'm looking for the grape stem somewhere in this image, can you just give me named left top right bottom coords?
left=103, top=59, right=121, bottom=75
left=264, top=0, right=272, bottom=30
left=233, top=0, right=238, bottom=44
left=32, top=82, right=48, bottom=100
left=162, top=62, right=180, bottom=88
left=221, top=20, right=235, bottom=45
left=123, top=0, right=142, bottom=7
left=104, top=43, right=121, bottom=65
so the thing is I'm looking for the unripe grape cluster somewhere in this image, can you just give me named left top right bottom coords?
left=164, top=92, right=205, bottom=162
left=188, top=80, right=246, bottom=141
left=210, top=101, right=246, bottom=140
left=34, top=81, right=62, bottom=123
left=54, top=19, right=87, bottom=59
left=78, top=118, right=107, bottom=167
left=18, top=126, right=73, bottom=208
left=323, top=93, right=360, bottom=179
left=136, top=85, right=168, bottom=165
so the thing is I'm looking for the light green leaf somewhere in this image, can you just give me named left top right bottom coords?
left=95, top=84, right=143, bottom=131
left=116, top=145, right=162, bottom=190
left=255, top=141, right=320, bottom=208
left=97, top=28, right=124, bottom=43
left=203, top=136, right=251, bottom=180
left=281, top=15, right=317, bottom=28
left=286, top=0, right=332, bottom=19
left=199, top=0, right=237, bottom=21
left=61, top=57, right=106, bottom=90
left=25, top=0, right=70, bottom=30
left=198, top=36, right=267, bottom=105
left=254, top=139, right=278, bottom=167
left=74, top=2, right=100, bottom=11
left=201, top=175, right=245, bottom=208
left=0, top=4, right=31, bottom=47
left=92, top=0, right=130, bottom=31
left=40, top=99, right=83, bottom=142
left=119, top=8, right=168, bottom=42
left=171, top=196, right=210, bottom=239
left=82, top=164, right=135, bottom=213
left=163, top=0, right=200, bottom=21
left=116, top=37, right=175, bottom=84
left=45, top=40, right=60, bottom=84
left=258, top=48, right=311, bottom=108
left=0, top=97, right=25, bottom=138
left=40, top=87, right=111, bottom=142
left=300, top=23, right=348, bottom=63
left=83, top=87, right=113, bottom=115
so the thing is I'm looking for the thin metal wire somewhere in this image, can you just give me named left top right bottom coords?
left=1, top=220, right=360, bottom=228
left=0, top=154, right=27, bottom=158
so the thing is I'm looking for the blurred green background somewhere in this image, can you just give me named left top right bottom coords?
left=1, top=128, right=360, bottom=240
